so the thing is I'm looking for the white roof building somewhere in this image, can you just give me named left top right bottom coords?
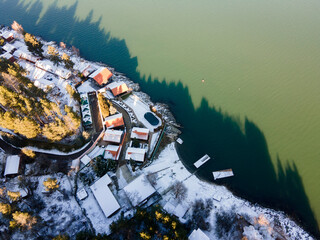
left=103, top=129, right=123, bottom=143
left=55, top=67, right=71, bottom=79
left=4, top=155, right=20, bottom=176
left=104, top=145, right=120, bottom=160
left=90, top=174, right=120, bottom=218
left=2, top=43, right=16, bottom=53
left=104, top=113, right=124, bottom=128
left=73, top=61, right=96, bottom=77
left=123, top=174, right=156, bottom=207
left=80, top=155, right=91, bottom=165
left=125, top=147, right=146, bottom=162
left=0, top=52, right=14, bottom=60
left=188, top=228, right=210, bottom=240
left=36, top=60, right=55, bottom=73
left=77, top=188, right=88, bottom=200
left=34, top=79, right=55, bottom=91
left=164, top=202, right=188, bottom=219
left=13, top=49, right=40, bottom=63
left=131, top=127, right=149, bottom=141
left=1, top=30, right=14, bottom=40
left=106, top=81, right=129, bottom=97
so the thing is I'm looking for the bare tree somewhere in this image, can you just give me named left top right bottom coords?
left=11, top=21, right=24, bottom=34
left=172, top=181, right=188, bottom=203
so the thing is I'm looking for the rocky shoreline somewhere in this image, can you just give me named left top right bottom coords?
left=0, top=25, right=315, bottom=239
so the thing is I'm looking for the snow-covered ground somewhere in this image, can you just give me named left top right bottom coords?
left=2, top=173, right=88, bottom=239
left=139, top=143, right=314, bottom=240
left=123, top=94, right=161, bottom=132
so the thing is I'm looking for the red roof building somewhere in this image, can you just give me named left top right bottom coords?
left=106, top=81, right=129, bottom=97
left=131, top=127, right=149, bottom=141
left=90, top=67, right=113, bottom=85
left=104, top=113, right=124, bottom=128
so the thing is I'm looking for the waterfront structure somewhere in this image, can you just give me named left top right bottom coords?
left=89, top=67, right=113, bottom=85
left=212, top=169, right=234, bottom=180
left=106, top=81, right=129, bottom=97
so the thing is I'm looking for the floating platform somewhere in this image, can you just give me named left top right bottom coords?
left=212, top=169, right=234, bottom=180
left=194, top=154, right=211, bottom=168
left=176, top=138, right=183, bottom=144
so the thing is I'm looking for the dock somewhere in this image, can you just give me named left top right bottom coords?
left=194, top=154, right=211, bottom=168
left=176, top=138, right=183, bottom=144
left=212, top=169, right=234, bottom=180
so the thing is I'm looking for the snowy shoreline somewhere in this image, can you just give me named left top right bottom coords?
left=0, top=25, right=315, bottom=239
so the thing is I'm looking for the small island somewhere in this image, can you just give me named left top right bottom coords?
left=0, top=22, right=314, bottom=239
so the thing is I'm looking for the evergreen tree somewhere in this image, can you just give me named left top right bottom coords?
left=9, top=211, right=37, bottom=230
left=24, top=33, right=43, bottom=57
left=0, top=202, right=12, bottom=215
left=47, top=46, right=61, bottom=65
left=21, top=148, right=36, bottom=158
left=43, top=178, right=59, bottom=192
left=7, top=191, right=21, bottom=202
left=14, top=117, right=40, bottom=139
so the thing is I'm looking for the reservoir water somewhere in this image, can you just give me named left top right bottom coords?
left=0, top=0, right=319, bottom=236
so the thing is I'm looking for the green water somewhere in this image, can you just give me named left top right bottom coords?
left=1, top=0, right=319, bottom=235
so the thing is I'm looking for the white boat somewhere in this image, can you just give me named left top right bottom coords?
left=212, top=169, right=234, bottom=180
left=194, top=154, right=211, bottom=168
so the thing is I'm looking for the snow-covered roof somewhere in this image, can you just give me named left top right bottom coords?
left=77, top=188, right=88, bottom=200
left=163, top=202, right=188, bottom=219
left=80, top=155, right=91, bottom=165
left=11, top=40, right=25, bottom=49
left=14, top=49, right=40, bottom=63
left=104, top=145, right=120, bottom=160
left=0, top=52, right=14, bottom=60
left=36, top=60, right=55, bottom=73
left=2, top=43, right=16, bottom=53
left=212, top=169, right=234, bottom=180
left=88, top=146, right=104, bottom=159
left=104, top=113, right=124, bottom=128
left=123, top=174, right=156, bottom=207
left=188, top=228, right=210, bottom=240
left=131, top=127, right=149, bottom=141
left=1, top=30, right=14, bottom=40
left=55, top=67, right=71, bottom=79
left=103, top=129, right=123, bottom=143
left=4, top=155, right=20, bottom=176
left=174, top=204, right=188, bottom=218
left=106, top=81, right=129, bottom=96
left=90, top=174, right=120, bottom=218
left=34, top=79, right=55, bottom=90
left=125, top=147, right=146, bottom=162
left=71, top=158, right=80, bottom=169
left=74, top=61, right=96, bottom=77
left=89, top=67, right=113, bottom=85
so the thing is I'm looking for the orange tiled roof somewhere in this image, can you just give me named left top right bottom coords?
left=133, top=130, right=148, bottom=136
left=105, top=116, right=124, bottom=128
left=111, top=83, right=129, bottom=96
left=93, top=68, right=113, bottom=85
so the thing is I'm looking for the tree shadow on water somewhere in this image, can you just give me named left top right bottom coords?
left=0, top=0, right=319, bottom=237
